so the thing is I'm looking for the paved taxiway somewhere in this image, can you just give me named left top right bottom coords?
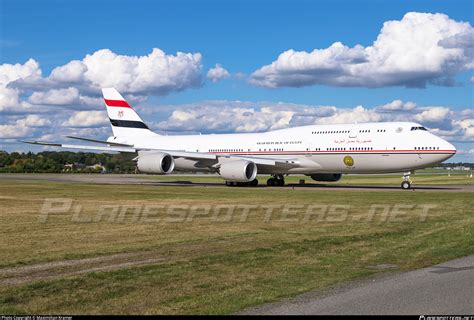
left=0, top=173, right=472, bottom=192
left=240, top=255, right=474, bottom=315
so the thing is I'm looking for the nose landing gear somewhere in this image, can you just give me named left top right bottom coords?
left=401, top=172, right=412, bottom=190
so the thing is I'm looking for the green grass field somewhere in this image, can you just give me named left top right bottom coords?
left=0, top=176, right=473, bottom=314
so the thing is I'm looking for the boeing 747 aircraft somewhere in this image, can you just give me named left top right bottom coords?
left=23, top=88, right=456, bottom=189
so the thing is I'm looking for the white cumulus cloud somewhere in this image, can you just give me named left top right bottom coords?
left=49, top=60, right=87, bottom=83
left=312, top=105, right=383, bottom=125
left=28, top=87, right=80, bottom=105
left=0, top=114, right=50, bottom=139
left=0, top=59, right=40, bottom=113
left=1, top=48, right=206, bottom=117
left=48, top=48, right=204, bottom=95
left=154, top=99, right=473, bottom=145
left=0, top=59, right=42, bottom=85
left=414, top=107, right=452, bottom=124
left=377, top=100, right=417, bottom=111
left=23, top=115, right=51, bottom=127
left=207, top=64, right=230, bottom=83
left=63, top=111, right=108, bottom=127
left=250, top=12, right=474, bottom=88
left=0, top=118, right=35, bottom=138
left=2, top=48, right=204, bottom=114
left=158, top=102, right=293, bottom=133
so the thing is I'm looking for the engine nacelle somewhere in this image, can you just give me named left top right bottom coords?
left=137, top=152, right=175, bottom=174
left=219, top=160, right=257, bottom=182
left=310, top=173, right=342, bottom=182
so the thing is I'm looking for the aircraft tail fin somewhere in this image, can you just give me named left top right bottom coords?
left=102, top=88, right=157, bottom=137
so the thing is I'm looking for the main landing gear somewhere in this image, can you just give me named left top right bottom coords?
left=401, top=171, right=412, bottom=190
left=267, top=174, right=285, bottom=186
left=225, top=179, right=259, bottom=187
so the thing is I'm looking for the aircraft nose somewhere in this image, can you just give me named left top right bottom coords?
left=446, top=141, right=456, bottom=153
left=441, top=139, right=456, bottom=161
left=436, top=135, right=456, bottom=152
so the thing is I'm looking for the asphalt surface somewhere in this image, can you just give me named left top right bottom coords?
left=0, top=173, right=472, bottom=192
left=240, top=255, right=474, bottom=315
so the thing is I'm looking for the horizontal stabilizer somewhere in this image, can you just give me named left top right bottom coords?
left=18, top=140, right=61, bottom=147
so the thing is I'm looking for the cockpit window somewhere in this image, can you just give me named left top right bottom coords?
left=411, top=126, right=427, bottom=131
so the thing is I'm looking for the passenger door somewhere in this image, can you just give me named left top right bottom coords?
left=349, top=128, right=358, bottom=138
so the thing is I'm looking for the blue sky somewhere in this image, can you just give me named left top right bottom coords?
left=0, top=0, right=473, bottom=161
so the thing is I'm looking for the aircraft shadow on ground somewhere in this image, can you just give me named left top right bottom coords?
left=149, top=180, right=458, bottom=191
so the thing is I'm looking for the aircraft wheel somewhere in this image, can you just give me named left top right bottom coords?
left=250, top=179, right=259, bottom=186
left=277, top=179, right=285, bottom=186
left=267, top=178, right=275, bottom=186
left=401, top=181, right=411, bottom=189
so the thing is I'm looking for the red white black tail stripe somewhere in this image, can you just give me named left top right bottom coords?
left=104, top=99, right=132, bottom=108
left=109, top=118, right=149, bottom=129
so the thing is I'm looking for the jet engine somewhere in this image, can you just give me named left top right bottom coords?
left=219, top=160, right=257, bottom=182
left=137, top=152, right=175, bottom=174
left=310, top=173, right=342, bottom=182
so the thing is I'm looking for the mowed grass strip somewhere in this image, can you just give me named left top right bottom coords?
left=0, top=179, right=472, bottom=314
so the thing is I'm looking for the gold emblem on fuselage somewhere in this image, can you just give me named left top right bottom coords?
left=343, top=155, right=354, bottom=166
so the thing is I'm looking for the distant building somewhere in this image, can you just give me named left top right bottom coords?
left=448, top=166, right=471, bottom=171
left=63, top=163, right=74, bottom=172
left=63, top=162, right=106, bottom=172
left=454, top=166, right=471, bottom=171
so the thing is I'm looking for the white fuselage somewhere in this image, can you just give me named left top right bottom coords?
left=113, top=121, right=456, bottom=175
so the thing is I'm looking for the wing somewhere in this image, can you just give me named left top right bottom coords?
left=20, top=139, right=300, bottom=168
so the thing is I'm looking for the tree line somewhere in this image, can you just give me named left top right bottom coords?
left=0, top=151, right=137, bottom=173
